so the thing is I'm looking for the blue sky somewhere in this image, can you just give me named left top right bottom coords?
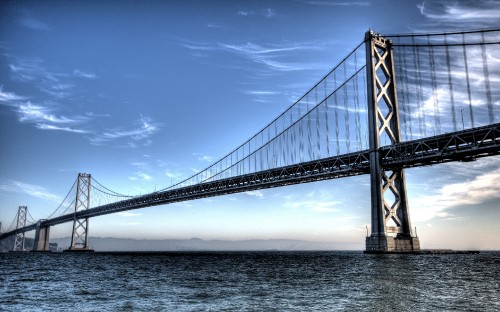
left=1, top=0, right=499, bottom=249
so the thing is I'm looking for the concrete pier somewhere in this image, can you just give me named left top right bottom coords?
left=365, top=235, right=420, bottom=253
left=32, top=221, right=51, bottom=252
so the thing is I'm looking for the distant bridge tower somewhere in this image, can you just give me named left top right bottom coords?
left=13, top=206, right=27, bottom=252
left=66, top=173, right=93, bottom=252
left=365, top=31, right=420, bottom=253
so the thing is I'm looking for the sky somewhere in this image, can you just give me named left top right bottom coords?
left=1, top=0, right=499, bottom=250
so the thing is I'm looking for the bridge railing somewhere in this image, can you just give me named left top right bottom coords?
left=386, top=29, right=500, bottom=142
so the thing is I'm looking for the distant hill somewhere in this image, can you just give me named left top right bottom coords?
left=49, top=237, right=363, bottom=252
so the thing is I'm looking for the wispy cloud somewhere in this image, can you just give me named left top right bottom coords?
left=245, top=190, right=264, bottom=198
left=297, top=0, right=369, bottom=6
left=197, top=155, right=216, bottom=162
left=218, top=42, right=324, bottom=71
left=117, top=212, right=143, bottom=217
left=17, top=102, right=79, bottom=124
left=207, top=23, right=226, bottom=29
left=73, top=69, right=97, bottom=79
left=243, top=90, right=281, bottom=103
left=238, top=10, right=252, bottom=16
left=192, top=153, right=216, bottom=162
left=264, top=8, right=276, bottom=18
left=0, top=94, right=90, bottom=133
left=244, top=90, right=280, bottom=96
left=165, top=170, right=184, bottom=180
left=90, top=115, right=160, bottom=145
left=417, top=0, right=500, bottom=27
left=20, top=17, right=50, bottom=31
left=0, top=86, right=26, bottom=102
left=7, top=55, right=97, bottom=95
left=180, top=39, right=328, bottom=72
left=285, top=200, right=341, bottom=213
left=237, top=8, right=278, bottom=18
left=128, top=172, right=153, bottom=181
left=36, top=123, right=89, bottom=133
left=0, top=180, right=61, bottom=202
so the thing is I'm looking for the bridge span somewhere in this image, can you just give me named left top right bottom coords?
left=1, top=29, right=499, bottom=253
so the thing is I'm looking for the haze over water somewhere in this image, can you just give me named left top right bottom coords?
left=1, top=251, right=499, bottom=311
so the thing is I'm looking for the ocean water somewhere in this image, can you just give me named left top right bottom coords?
left=1, top=251, right=499, bottom=311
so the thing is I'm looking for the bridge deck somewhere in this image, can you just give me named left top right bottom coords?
left=1, top=123, right=499, bottom=240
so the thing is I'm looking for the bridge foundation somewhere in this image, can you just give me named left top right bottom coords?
left=32, top=221, right=51, bottom=252
left=366, top=235, right=420, bottom=253
left=365, top=31, right=419, bottom=253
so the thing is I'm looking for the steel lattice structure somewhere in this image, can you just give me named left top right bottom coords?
left=67, top=173, right=92, bottom=251
left=12, top=206, right=27, bottom=252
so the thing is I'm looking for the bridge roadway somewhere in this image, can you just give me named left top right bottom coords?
left=1, top=123, right=499, bottom=240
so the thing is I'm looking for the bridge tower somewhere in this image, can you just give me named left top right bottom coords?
left=65, top=173, right=94, bottom=252
left=365, top=31, right=420, bottom=253
left=12, top=206, right=27, bottom=252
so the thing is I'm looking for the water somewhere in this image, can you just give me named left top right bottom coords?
left=1, top=251, right=499, bottom=311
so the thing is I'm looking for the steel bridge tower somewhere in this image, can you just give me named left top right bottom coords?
left=365, top=31, right=420, bottom=253
left=12, top=206, right=27, bottom=252
left=65, top=173, right=94, bottom=252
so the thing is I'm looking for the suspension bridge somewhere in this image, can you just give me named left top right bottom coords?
left=1, top=29, right=499, bottom=253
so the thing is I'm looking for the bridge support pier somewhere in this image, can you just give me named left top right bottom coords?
left=365, top=31, right=419, bottom=253
left=32, top=221, right=51, bottom=252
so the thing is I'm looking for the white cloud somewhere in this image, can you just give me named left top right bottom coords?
left=198, top=155, right=216, bottom=162
left=117, top=212, right=143, bottom=217
left=285, top=200, right=341, bottom=213
left=264, top=8, right=276, bottom=18
left=244, top=90, right=280, bottom=96
left=417, top=0, right=500, bottom=27
left=181, top=39, right=327, bottom=72
left=17, top=102, right=74, bottom=124
left=165, top=171, right=184, bottom=180
left=297, top=0, right=369, bottom=6
left=20, top=17, right=50, bottom=31
left=411, top=168, right=500, bottom=223
left=73, top=69, right=97, bottom=79
left=0, top=180, right=61, bottom=202
left=91, top=115, right=160, bottom=145
left=237, top=10, right=252, bottom=16
left=245, top=190, right=264, bottom=198
left=218, top=42, right=324, bottom=71
left=36, top=123, right=89, bottom=133
left=0, top=87, right=26, bottom=102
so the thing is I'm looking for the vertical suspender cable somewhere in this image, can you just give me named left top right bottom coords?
left=334, top=71, right=340, bottom=155
left=444, top=34, right=457, bottom=132
left=315, top=87, right=321, bottom=159
left=427, top=34, right=441, bottom=135
left=324, top=79, right=330, bottom=156
left=412, top=35, right=426, bottom=137
left=398, top=39, right=410, bottom=140
left=462, top=32, right=475, bottom=128
left=354, top=51, right=362, bottom=150
left=481, top=31, right=494, bottom=124
left=343, top=61, right=350, bottom=152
